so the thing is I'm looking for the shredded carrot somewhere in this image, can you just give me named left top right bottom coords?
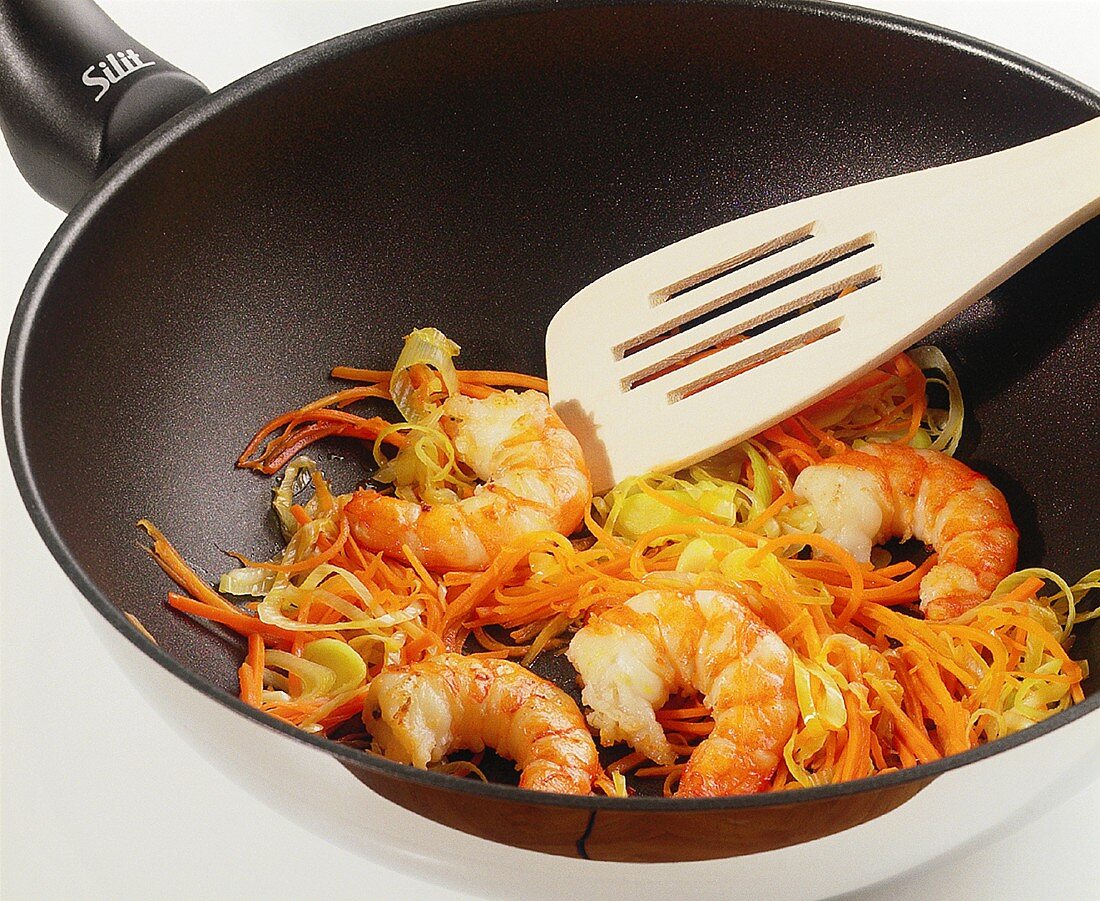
left=991, top=576, right=1045, bottom=606
left=139, top=520, right=239, bottom=615
left=331, top=366, right=550, bottom=394
left=166, top=592, right=296, bottom=642
left=455, top=370, right=549, bottom=393
left=655, top=705, right=711, bottom=721
left=140, top=344, right=1091, bottom=798
left=239, top=632, right=265, bottom=705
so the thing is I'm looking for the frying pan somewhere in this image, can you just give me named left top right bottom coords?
left=3, top=0, right=1099, bottom=870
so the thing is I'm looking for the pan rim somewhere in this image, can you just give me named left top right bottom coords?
left=4, top=0, right=1099, bottom=815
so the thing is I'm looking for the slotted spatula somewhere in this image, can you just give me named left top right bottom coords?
left=547, top=117, right=1100, bottom=492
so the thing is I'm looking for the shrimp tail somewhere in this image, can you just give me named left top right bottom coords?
left=678, top=736, right=771, bottom=797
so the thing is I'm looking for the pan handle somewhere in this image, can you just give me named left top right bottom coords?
left=0, top=0, right=208, bottom=211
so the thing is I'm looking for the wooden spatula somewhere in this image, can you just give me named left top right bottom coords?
left=547, top=117, right=1100, bottom=493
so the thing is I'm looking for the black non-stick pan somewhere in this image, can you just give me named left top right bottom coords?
left=3, top=0, right=1098, bottom=864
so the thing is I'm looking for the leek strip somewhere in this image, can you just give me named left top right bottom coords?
left=272, top=457, right=319, bottom=537
left=264, top=650, right=336, bottom=702
left=390, top=327, right=461, bottom=423
left=907, top=346, right=963, bottom=456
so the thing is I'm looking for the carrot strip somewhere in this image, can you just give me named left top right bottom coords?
left=329, top=367, right=549, bottom=394
left=329, top=367, right=392, bottom=382
left=661, top=721, right=714, bottom=736
left=139, top=520, right=239, bottom=614
left=607, top=752, right=649, bottom=774
left=655, top=706, right=711, bottom=721
left=456, top=370, right=549, bottom=393
left=167, top=592, right=296, bottom=642
left=868, top=676, right=940, bottom=764
left=237, top=663, right=254, bottom=705
left=441, top=545, right=532, bottom=649
left=743, top=490, right=795, bottom=532
left=990, top=576, right=1046, bottom=606
left=239, top=632, right=265, bottom=706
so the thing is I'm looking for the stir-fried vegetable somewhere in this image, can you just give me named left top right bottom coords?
left=388, top=326, right=461, bottom=424
left=141, top=335, right=1096, bottom=796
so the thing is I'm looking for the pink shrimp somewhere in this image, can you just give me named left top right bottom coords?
left=567, top=589, right=798, bottom=797
left=346, top=390, right=591, bottom=570
left=794, top=444, right=1018, bottom=620
left=363, top=652, right=600, bottom=794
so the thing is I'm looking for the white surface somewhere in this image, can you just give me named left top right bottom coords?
left=2, top=2, right=1098, bottom=900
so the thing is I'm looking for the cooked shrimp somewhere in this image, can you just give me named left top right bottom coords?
left=567, top=589, right=797, bottom=797
left=363, top=652, right=600, bottom=794
left=793, top=444, right=1018, bottom=620
left=346, top=390, right=591, bottom=570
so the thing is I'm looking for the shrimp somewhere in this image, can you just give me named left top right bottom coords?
left=793, top=444, right=1018, bottom=620
left=567, top=589, right=798, bottom=797
left=363, top=652, right=600, bottom=794
left=346, top=390, right=591, bottom=570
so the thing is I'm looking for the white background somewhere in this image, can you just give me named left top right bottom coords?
left=2, top=2, right=1098, bottom=899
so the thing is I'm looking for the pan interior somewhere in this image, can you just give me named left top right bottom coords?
left=9, top=1, right=1099, bottom=791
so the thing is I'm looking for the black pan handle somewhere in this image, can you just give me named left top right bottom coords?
left=0, top=0, right=209, bottom=211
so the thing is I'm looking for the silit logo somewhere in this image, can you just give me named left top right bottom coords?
left=82, top=50, right=156, bottom=102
